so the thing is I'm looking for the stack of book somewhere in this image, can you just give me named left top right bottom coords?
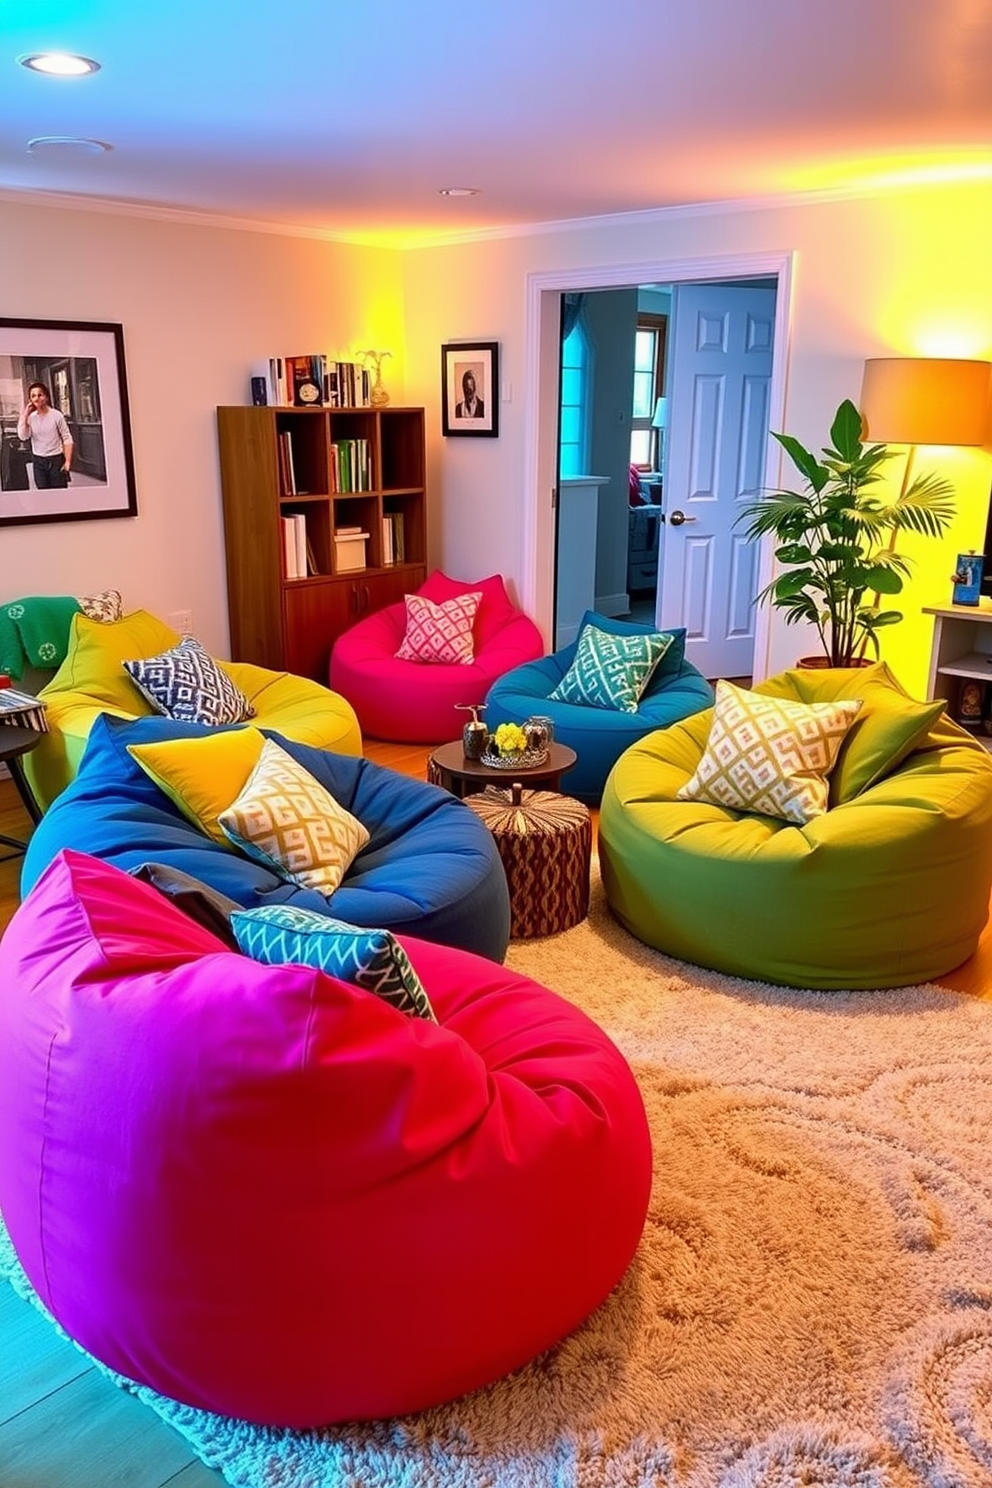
left=280, top=515, right=318, bottom=579
left=249, top=356, right=372, bottom=409
left=0, top=686, right=48, bottom=733
left=381, top=511, right=406, bottom=565
left=330, top=438, right=370, bottom=492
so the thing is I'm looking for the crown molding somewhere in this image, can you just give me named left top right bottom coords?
left=0, top=171, right=983, bottom=252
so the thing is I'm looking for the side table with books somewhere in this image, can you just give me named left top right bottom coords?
left=0, top=685, right=48, bottom=851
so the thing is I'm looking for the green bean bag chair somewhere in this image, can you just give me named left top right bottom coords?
left=599, top=663, right=992, bottom=990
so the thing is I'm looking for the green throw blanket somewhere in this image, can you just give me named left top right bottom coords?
left=0, top=596, right=81, bottom=680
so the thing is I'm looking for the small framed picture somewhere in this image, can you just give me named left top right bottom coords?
left=441, top=341, right=499, bottom=438
left=0, top=317, right=138, bottom=527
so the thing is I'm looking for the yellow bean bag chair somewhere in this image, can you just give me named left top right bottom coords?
left=599, top=663, right=992, bottom=990
left=23, top=610, right=363, bottom=814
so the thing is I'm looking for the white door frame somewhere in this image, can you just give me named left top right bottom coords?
left=522, top=250, right=796, bottom=682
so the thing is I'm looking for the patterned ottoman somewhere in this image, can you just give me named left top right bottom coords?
left=465, top=785, right=591, bottom=938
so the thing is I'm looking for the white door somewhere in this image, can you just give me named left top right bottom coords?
left=658, top=282, right=776, bottom=679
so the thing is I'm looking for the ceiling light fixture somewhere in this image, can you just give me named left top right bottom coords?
left=438, top=187, right=479, bottom=197
left=20, top=52, right=101, bottom=76
left=27, top=135, right=111, bottom=155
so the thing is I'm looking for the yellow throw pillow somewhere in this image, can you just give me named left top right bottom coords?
left=218, top=737, right=370, bottom=894
left=128, top=727, right=268, bottom=845
left=754, top=662, right=945, bottom=805
left=678, top=679, right=862, bottom=824
left=42, top=610, right=180, bottom=712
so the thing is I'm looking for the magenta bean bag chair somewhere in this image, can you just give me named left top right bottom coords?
left=0, top=849, right=651, bottom=1427
left=329, top=569, right=545, bottom=742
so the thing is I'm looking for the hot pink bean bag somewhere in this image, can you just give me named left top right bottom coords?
left=329, top=569, right=545, bottom=742
left=0, top=849, right=651, bottom=1427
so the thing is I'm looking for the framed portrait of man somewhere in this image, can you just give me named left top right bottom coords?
left=441, top=341, right=499, bottom=437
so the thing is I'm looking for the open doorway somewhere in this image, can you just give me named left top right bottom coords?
left=524, top=251, right=794, bottom=684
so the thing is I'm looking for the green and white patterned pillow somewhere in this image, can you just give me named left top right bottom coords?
left=230, top=903, right=437, bottom=1021
left=549, top=623, right=674, bottom=713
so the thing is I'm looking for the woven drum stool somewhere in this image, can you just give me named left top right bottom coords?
left=465, top=785, right=591, bottom=938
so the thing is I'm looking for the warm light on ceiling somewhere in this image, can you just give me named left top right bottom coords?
left=20, top=52, right=101, bottom=77
left=787, top=154, right=992, bottom=195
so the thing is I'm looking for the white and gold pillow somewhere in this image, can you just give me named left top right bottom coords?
left=678, top=679, right=862, bottom=824
left=218, top=738, right=369, bottom=894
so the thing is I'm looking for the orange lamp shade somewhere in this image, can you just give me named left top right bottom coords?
left=860, top=357, right=991, bottom=446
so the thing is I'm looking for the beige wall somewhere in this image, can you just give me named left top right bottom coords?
left=3, top=183, right=991, bottom=698
left=0, top=198, right=404, bottom=656
left=403, top=182, right=992, bottom=693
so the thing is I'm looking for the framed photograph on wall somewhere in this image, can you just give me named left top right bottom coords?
left=0, top=317, right=138, bottom=527
left=441, top=341, right=499, bottom=437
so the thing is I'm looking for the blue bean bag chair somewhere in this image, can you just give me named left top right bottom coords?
left=22, top=713, right=511, bottom=962
left=483, top=611, right=714, bottom=803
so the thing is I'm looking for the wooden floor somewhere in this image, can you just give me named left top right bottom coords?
left=1, top=736, right=990, bottom=1488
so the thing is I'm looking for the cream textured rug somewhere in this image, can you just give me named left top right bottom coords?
left=3, top=861, right=992, bottom=1487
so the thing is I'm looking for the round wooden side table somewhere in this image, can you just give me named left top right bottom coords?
left=0, top=725, right=43, bottom=860
left=427, top=739, right=577, bottom=799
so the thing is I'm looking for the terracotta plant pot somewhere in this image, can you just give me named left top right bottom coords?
left=796, top=655, right=873, bottom=670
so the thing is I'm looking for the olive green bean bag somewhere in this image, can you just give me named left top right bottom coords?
left=599, top=664, right=992, bottom=989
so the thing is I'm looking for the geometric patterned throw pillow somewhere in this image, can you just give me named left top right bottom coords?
left=123, top=636, right=254, bottom=726
left=230, top=903, right=437, bottom=1021
left=218, top=737, right=370, bottom=894
left=395, top=590, right=482, bottom=665
left=78, top=588, right=123, bottom=623
left=549, top=623, right=674, bottom=713
left=677, top=678, right=863, bottom=825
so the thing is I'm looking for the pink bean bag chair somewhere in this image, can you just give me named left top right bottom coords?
left=0, top=849, right=651, bottom=1427
left=329, top=569, right=544, bottom=742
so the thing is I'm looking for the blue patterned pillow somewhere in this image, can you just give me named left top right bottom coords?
left=549, top=623, right=674, bottom=713
left=124, top=637, right=254, bottom=725
left=230, top=904, right=437, bottom=1022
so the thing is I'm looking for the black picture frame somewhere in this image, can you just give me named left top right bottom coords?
left=0, top=317, right=138, bottom=526
left=441, top=341, right=499, bottom=437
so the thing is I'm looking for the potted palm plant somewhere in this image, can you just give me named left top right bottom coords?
left=738, top=397, right=956, bottom=666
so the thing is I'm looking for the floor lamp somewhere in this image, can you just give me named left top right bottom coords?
left=860, top=357, right=991, bottom=507
left=860, top=357, right=991, bottom=610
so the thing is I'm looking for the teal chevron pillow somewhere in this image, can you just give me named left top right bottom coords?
left=230, top=904, right=437, bottom=1021
left=549, top=623, right=674, bottom=713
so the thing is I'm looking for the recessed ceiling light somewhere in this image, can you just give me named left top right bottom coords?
left=438, top=187, right=480, bottom=197
left=27, top=135, right=111, bottom=155
left=20, top=52, right=101, bottom=77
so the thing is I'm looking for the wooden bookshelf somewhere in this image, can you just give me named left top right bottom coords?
left=216, top=405, right=427, bottom=681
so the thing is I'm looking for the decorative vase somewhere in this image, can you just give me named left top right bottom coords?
left=455, top=703, right=489, bottom=759
left=362, top=349, right=392, bottom=408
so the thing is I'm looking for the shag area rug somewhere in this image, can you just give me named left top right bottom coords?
left=3, top=861, right=992, bottom=1487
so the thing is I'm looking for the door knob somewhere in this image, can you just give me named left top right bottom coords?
left=668, top=509, right=697, bottom=526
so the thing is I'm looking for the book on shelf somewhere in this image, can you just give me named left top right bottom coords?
left=381, top=514, right=395, bottom=565
left=305, top=534, right=320, bottom=576
left=278, top=430, right=297, bottom=494
left=293, top=514, right=307, bottom=577
left=391, top=510, right=406, bottom=562
left=281, top=516, right=299, bottom=579
left=335, top=525, right=364, bottom=536
left=287, top=353, right=325, bottom=408
left=0, top=686, right=48, bottom=733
